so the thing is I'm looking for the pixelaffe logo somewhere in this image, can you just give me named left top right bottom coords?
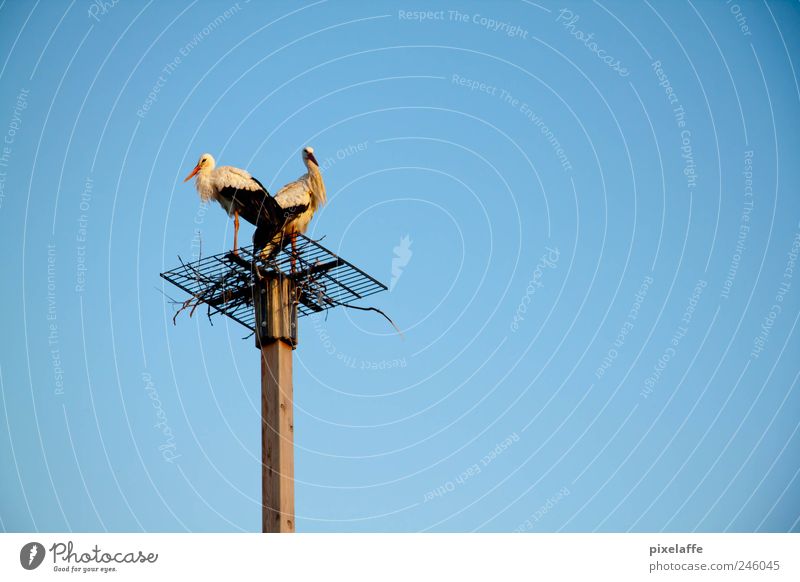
left=390, top=234, right=413, bottom=291
left=20, top=542, right=46, bottom=570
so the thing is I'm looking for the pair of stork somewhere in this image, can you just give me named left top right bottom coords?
left=183, top=146, right=326, bottom=263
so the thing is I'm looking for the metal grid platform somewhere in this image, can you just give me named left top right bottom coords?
left=160, top=234, right=387, bottom=332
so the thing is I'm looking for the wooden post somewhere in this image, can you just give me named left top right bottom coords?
left=254, top=273, right=297, bottom=533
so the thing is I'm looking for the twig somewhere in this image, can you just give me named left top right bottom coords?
left=292, top=258, right=402, bottom=337
left=321, top=295, right=403, bottom=337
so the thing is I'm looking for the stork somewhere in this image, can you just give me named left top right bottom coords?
left=184, top=153, right=283, bottom=255
left=255, top=146, right=327, bottom=268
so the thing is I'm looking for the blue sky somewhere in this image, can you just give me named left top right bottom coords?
left=1, top=0, right=799, bottom=532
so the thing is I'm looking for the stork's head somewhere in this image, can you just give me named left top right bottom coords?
left=302, top=146, right=319, bottom=167
left=183, top=153, right=215, bottom=182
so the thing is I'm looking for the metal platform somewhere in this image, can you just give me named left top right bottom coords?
left=160, top=234, right=387, bottom=332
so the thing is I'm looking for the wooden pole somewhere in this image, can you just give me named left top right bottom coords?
left=254, top=273, right=297, bottom=533
left=260, top=340, right=294, bottom=532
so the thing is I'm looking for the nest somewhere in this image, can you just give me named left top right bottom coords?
left=160, top=234, right=397, bottom=336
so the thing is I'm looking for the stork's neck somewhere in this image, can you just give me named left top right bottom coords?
left=306, top=160, right=326, bottom=208
left=195, top=166, right=215, bottom=202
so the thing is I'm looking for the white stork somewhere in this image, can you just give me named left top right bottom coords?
left=184, top=153, right=283, bottom=254
left=255, top=146, right=327, bottom=265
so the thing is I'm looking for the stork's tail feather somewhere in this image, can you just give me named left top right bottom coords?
left=253, top=226, right=291, bottom=262
left=253, top=225, right=276, bottom=257
left=251, top=189, right=291, bottom=260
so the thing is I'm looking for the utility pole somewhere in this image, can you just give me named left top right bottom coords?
left=160, top=235, right=387, bottom=534
left=255, top=272, right=297, bottom=533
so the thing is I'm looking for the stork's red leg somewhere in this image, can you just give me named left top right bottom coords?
left=233, top=210, right=239, bottom=255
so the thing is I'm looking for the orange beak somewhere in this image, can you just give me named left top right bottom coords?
left=183, top=164, right=201, bottom=182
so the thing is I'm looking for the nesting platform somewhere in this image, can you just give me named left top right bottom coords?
left=159, top=233, right=387, bottom=334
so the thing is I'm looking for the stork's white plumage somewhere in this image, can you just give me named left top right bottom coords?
left=184, top=153, right=282, bottom=254
left=256, top=146, right=326, bottom=263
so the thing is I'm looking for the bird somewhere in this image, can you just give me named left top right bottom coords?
left=184, top=153, right=283, bottom=255
left=254, top=146, right=327, bottom=268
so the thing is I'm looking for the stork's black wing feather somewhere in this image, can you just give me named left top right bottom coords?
left=279, top=203, right=309, bottom=222
left=253, top=202, right=310, bottom=259
left=249, top=176, right=270, bottom=196
left=220, top=183, right=284, bottom=230
left=253, top=223, right=284, bottom=257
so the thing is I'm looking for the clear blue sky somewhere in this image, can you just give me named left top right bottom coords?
left=1, top=0, right=799, bottom=532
